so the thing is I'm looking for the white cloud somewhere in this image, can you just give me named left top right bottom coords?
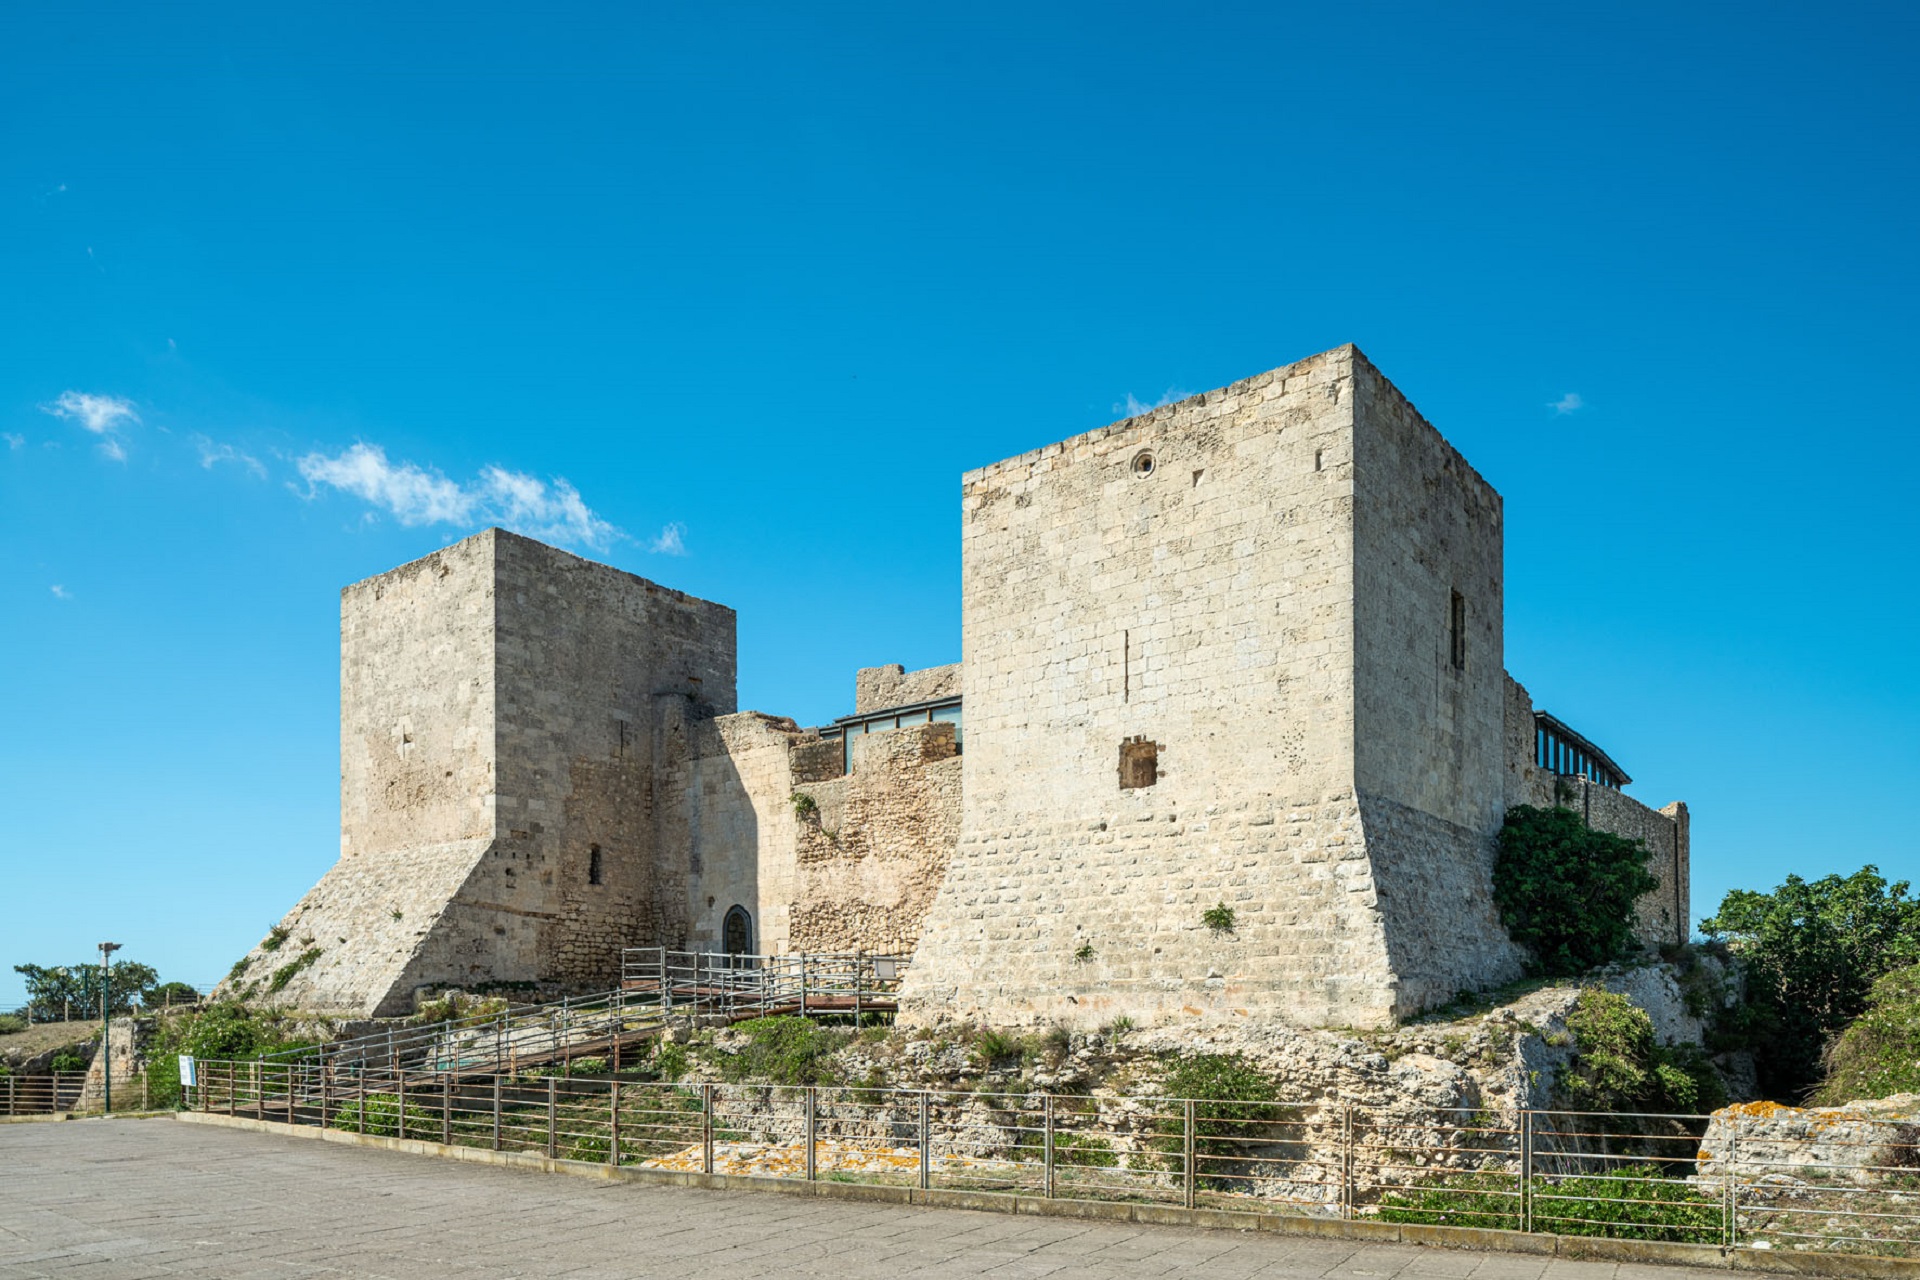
left=295, top=443, right=621, bottom=552
left=2, top=433, right=22, bottom=450
left=99, top=438, right=126, bottom=462
left=50, top=585, right=70, bottom=599
left=649, top=522, right=688, bottom=556
left=43, top=390, right=139, bottom=435
left=192, top=434, right=267, bottom=478
left=1550, top=392, right=1585, bottom=416
left=1113, top=388, right=1193, bottom=419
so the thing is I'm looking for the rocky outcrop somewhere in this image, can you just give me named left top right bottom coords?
left=1698, top=1094, right=1920, bottom=1185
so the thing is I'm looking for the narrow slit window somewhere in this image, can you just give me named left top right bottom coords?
left=588, top=844, right=604, bottom=886
left=1449, top=590, right=1467, bottom=670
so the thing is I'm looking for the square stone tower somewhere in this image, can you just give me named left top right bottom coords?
left=899, top=345, right=1523, bottom=1029
left=224, top=528, right=736, bottom=1016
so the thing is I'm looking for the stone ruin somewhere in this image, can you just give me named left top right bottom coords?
left=222, top=344, right=1688, bottom=1030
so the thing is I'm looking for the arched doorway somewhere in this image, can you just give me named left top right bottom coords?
left=723, top=905, right=753, bottom=960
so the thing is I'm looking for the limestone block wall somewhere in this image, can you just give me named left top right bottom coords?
left=1501, top=674, right=1690, bottom=948
left=903, top=346, right=1407, bottom=1030
left=1350, top=354, right=1524, bottom=1012
left=855, top=663, right=961, bottom=714
left=224, top=529, right=737, bottom=1017
left=789, top=722, right=962, bottom=953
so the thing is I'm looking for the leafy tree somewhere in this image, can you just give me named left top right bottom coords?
left=13, top=960, right=161, bottom=1021
left=1701, top=866, right=1920, bottom=1101
left=1492, top=806, right=1658, bottom=977
left=1817, top=961, right=1920, bottom=1104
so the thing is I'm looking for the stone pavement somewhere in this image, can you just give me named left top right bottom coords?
left=0, top=1118, right=1759, bottom=1280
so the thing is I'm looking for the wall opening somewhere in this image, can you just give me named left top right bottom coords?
left=1119, top=736, right=1159, bottom=789
left=587, top=845, right=604, bottom=885
left=1131, top=449, right=1155, bottom=477
left=1449, top=590, right=1467, bottom=670
left=723, top=905, right=754, bottom=957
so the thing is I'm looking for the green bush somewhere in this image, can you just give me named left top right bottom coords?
left=49, top=1050, right=88, bottom=1073
left=1493, top=806, right=1657, bottom=977
left=141, top=1002, right=317, bottom=1108
left=1150, top=1053, right=1297, bottom=1188
left=1703, top=866, right=1920, bottom=1101
left=259, top=926, right=290, bottom=953
left=715, top=1017, right=846, bottom=1086
left=0, top=1014, right=26, bottom=1034
left=1818, top=961, right=1920, bottom=1104
left=1378, top=1166, right=1721, bottom=1242
left=1202, top=903, right=1237, bottom=935
left=328, top=1092, right=440, bottom=1138
left=651, top=1039, right=689, bottom=1082
left=266, top=948, right=321, bottom=994
left=1559, top=989, right=1724, bottom=1114
left=972, top=1027, right=1019, bottom=1063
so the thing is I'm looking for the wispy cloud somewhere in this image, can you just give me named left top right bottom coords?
left=650, top=522, right=688, bottom=556
left=1550, top=392, right=1585, bottom=416
left=1113, top=387, right=1193, bottom=419
left=50, top=585, right=70, bottom=600
left=2, top=433, right=23, bottom=450
left=295, top=443, right=621, bottom=551
left=192, top=434, right=267, bottom=479
left=42, top=391, right=139, bottom=457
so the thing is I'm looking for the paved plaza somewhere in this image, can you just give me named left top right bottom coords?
left=0, top=1119, right=1757, bottom=1280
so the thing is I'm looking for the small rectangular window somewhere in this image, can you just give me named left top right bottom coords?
left=1449, top=590, right=1467, bottom=670
left=1119, top=737, right=1159, bottom=789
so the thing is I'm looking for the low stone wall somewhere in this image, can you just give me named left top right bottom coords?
left=1698, top=1095, right=1920, bottom=1185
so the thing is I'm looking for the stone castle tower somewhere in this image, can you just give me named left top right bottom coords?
left=226, top=345, right=1687, bottom=1026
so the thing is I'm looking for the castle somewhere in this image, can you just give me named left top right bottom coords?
left=225, top=345, right=1688, bottom=1029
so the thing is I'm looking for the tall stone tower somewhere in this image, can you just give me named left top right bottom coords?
left=224, top=528, right=735, bottom=1016
left=899, top=345, right=1524, bottom=1030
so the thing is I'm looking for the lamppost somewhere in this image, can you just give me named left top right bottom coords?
left=98, top=942, right=121, bottom=1113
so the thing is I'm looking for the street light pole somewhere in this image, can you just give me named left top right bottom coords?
left=98, top=942, right=121, bottom=1114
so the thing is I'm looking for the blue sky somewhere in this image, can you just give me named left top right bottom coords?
left=4, top=2, right=1916, bottom=1005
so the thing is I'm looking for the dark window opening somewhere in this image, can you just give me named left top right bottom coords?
left=723, top=905, right=753, bottom=956
left=1449, top=590, right=1467, bottom=670
left=587, top=845, right=603, bottom=885
left=1119, top=736, right=1159, bottom=789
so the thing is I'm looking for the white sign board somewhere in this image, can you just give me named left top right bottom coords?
left=178, top=1054, right=196, bottom=1087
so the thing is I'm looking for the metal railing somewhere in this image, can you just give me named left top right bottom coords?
left=192, top=1060, right=1920, bottom=1260
left=4, top=1072, right=95, bottom=1115
left=621, top=948, right=906, bottom=1021
left=267, top=950, right=908, bottom=1077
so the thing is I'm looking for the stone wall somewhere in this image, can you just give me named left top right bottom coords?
left=1502, top=674, right=1690, bottom=948
left=854, top=663, right=961, bottom=714
left=904, top=346, right=1410, bottom=1030
left=224, top=529, right=737, bottom=1016
left=788, top=722, right=962, bottom=953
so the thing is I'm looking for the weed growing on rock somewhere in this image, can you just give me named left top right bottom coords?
left=1202, top=903, right=1237, bottom=935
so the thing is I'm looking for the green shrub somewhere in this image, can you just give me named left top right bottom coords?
left=1559, top=989, right=1724, bottom=1114
left=140, top=1002, right=317, bottom=1108
left=50, top=1050, right=89, bottom=1073
left=715, top=1017, right=846, bottom=1086
left=1202, top=903, right=1237, bottom=935
left=259, top=926, right=290, bottom=953
left=266, top=948, right=321, bottom=994
left=1150, top=1053, right=1297, bottom=1188
left=1818, top=961, right=1920, bottom=1104
left=328, top=1092, right=440, bottom=1138
left=1101, top=1016, right=1135, bottom=1037
left=651, top=1040, right=689, bottom=1082
left=973, top=1027, right=1019, bottom=1063
left=0, top=1014, right=26, bottom=1034
left=568, top=1056, right=609, bottom=1075
left=791, top=792, right=818, bottom=820
left=1703, top=866, right=1920, bottom=1101
left=1073, top=941, right=1095, bottom=963
left=1493, top=806, right=1657, bottom=977
left=1378, top=1167, right=1721, bottom=1242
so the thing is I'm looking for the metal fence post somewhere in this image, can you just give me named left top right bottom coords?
left=1340, top=1104, right=1353, bottom=1220
left=1520, top=1109, right=1533, bottom=1233
left=1183, top=1099, right=1197, bottom=1210
left=6, top=1075, right=13, bottom=1116
left=1727, top=1131, right=1739, bottom=1250
left=702, top=1083, right=714, bottom=1175
left=286, top=1064, right=295, bottom=1125
left=492, top=1075, right=502, bottom=1151
left=397, top=1072, right=407, bottom=1140
left=805, top=1087, right=817, bottom=1181
left=918, top=1090, right=931, bottom=1191
left=252, top=1061, right=262, bottom=1121
left=609, top=1081, right=621, bottom=1167
left=442, top=1073, right=452, bottom=1145
left=1044, top=1094, right=1056, bottom=1199
left=546, top=1076, right=558, bottom=1159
